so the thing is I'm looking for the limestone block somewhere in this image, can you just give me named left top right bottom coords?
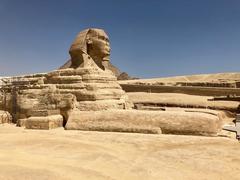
left=0, top=111, right=12, bottom=124
left=65, top=110, right=222, bottom=136
left=59, top=89, right=124, bottom=101
left=57, top=94, right=76, bottom=110
left=84, top=83, right=121, bottom=90
left=16, top=118, right=27, bottom=127
left=82, top=74, right=116, bottom=81
left=127, top=92, right=240, bottom=112
left=48, top=75, right=83, bottom=84
left=56, top=83, right=85, bottom=90
left=25, top=115, right=63, bottom=129
left=30, top=109, right=61, bottom=117
left=76, top=99, right=127, bottom=111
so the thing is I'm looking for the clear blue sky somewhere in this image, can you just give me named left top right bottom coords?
left=0, top=0, right=240, bottom=78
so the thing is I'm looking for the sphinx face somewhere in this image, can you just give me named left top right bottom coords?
left=87, top=30, right=111, bottom=61
left=69, top=28, right=111, bottom=69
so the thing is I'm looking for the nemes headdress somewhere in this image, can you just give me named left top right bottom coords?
left=69, top=29, right=90, bottom=54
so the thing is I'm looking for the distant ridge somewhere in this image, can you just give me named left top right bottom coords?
left=119, top=72, right=240, bottom=84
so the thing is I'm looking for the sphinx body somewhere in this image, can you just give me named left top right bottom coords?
left=0, top=28, right=132, bottom=129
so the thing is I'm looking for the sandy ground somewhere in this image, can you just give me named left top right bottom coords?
left=119, top=72, right=240, bottom=84
left=0, top=124, right=240, bottom=180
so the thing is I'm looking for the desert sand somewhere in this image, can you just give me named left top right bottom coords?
left=119, top=72, right=240, bottom=84
left=0, top=123, right=239, bottom=180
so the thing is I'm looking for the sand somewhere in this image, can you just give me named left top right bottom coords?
left=0, top=123, right=240, bottom=180
left=119, top=72, right=240, bottom=84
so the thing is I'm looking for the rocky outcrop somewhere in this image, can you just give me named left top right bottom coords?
left=0, top=110, right=12, bottom=124
left=127, top=92, right=240, bottom=113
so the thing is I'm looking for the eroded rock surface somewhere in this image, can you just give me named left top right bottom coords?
left=0, top=111, right=12, bottom=124
left=65, top=110, right=222, bottom=136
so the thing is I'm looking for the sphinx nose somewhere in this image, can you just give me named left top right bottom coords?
left=105, top=42, right=110, bottom=50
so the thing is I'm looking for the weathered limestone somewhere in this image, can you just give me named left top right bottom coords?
left=65, top=110, right=222, bottom=136
left=0, top=110, right=12, bottom=124
left=16, top=118, right=27, bottom=127
left=25, top=115, right=63, bottom=130
left=127, top=92, right=240, bottom=113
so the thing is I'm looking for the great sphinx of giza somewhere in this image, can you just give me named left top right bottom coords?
left=0, top=28, right=224, bottom=136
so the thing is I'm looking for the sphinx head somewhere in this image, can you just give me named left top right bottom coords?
left=69, top=28, right=110, bottom=70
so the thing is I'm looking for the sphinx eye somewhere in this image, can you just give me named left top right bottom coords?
left=99, top=36, right=108, bottom=42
